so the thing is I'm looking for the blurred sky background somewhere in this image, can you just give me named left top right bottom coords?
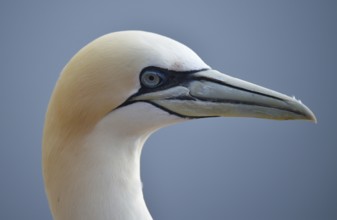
left=1, top=1, right=336, bottom=219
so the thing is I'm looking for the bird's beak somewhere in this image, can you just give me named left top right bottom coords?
left=131, top=69, right=316, bottom=122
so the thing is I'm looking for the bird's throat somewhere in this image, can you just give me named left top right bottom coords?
left=43, top=103, right=184, bottom=220
left=44, top=120, right=153, bottom=220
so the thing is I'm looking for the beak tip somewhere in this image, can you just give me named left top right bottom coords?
left=307, top=111, right=317, bottom=124
left=298, top=101, right=317, bottom=123
left=286, top=95, right=316, bottom=123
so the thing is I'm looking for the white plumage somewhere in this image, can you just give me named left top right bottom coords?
left=43, top=31, right=315, bottom=220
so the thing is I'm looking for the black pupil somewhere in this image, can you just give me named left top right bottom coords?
left=148, top=75, right=155, bottom=81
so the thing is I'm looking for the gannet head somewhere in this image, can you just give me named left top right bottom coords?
left=43, top=30, right=316, bottom=220
left=46, top=30, right=316, bottom=139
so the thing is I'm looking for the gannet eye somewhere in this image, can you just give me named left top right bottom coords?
left=140, top=70, right=165, bottom=88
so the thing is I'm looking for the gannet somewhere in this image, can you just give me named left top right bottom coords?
left=42, top=30, right=316, bottom=220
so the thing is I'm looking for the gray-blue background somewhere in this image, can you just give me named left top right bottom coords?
left=1, top=1, right=336, bottom=219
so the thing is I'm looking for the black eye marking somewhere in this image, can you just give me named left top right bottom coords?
left=115, top=66, right=209, bottom=110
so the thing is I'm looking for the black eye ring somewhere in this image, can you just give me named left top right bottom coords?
left=140, top=70, right=165, bottom=88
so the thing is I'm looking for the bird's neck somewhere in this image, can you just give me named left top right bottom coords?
left=44, top=103, right=185, bottom=220
left=44, top=116, right=153, bottom=220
